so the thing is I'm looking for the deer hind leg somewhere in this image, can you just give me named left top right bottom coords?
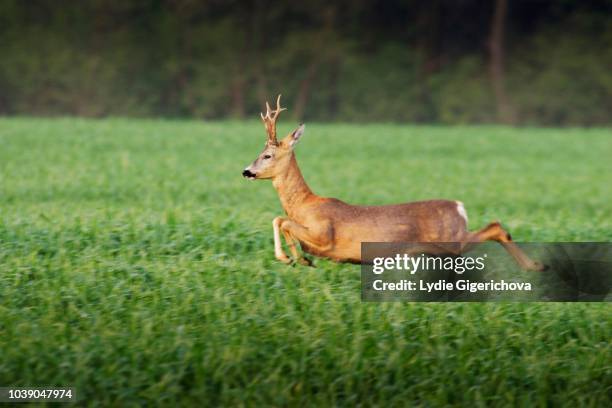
left=464, top=221, right=546, bottom=271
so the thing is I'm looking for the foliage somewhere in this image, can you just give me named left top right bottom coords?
left=0, top=118, right=610, bottom=405
left=0, top=1, right=610, bottom=124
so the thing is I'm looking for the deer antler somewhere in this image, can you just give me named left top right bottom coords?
left=260, top=94, right=286, bottom=145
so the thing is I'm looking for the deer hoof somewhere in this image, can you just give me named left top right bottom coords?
left=530, top=261, right=548, bottom=272
left=276, top=254, right=292, bottom=264
left=297, top=257, right=314, bottom=267
left=525, top=261, right=549, bottom=272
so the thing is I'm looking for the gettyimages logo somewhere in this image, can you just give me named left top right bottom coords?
left=372, top=253, right=487, bottom=275
left=361, top=242, right=612, bottom=302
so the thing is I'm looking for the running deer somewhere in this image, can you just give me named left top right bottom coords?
left=242, top=95, right=545, bottom=270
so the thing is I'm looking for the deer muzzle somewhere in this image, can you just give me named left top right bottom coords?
left=242, top=169, right=256, bottom=180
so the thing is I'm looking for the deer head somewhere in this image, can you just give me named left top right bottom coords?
left=242, top=95, right=305, bottom=180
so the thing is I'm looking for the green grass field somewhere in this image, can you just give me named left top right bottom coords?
left=0, top=118, right=610, bottom=406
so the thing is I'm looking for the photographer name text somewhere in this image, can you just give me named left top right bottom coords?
left=372, top=279, right=532, bottom=292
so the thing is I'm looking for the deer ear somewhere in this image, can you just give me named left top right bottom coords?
left=284, top=123, right=305, bottom=149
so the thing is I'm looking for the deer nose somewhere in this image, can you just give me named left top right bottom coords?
left=242, top=169, right=256, bottom=178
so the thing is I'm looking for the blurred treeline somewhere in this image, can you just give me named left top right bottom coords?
left=0, top=0, right=610, bottom=125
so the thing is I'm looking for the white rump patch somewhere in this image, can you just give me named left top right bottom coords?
left=456, top=201, right=468, bottom=225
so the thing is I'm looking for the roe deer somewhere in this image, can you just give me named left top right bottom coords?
left=242, top=95, right=545, bottom=270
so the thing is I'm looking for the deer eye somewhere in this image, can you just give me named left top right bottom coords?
left=263, top=154, right=272, bottom=159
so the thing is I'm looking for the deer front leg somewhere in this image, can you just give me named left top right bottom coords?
left=279, top=223, right=312, bottom=266
left=273, top=216, right=314, bottom=266
left=280, top=219, right=333, bottom=265
left=272, top=217, right=291, bottom=264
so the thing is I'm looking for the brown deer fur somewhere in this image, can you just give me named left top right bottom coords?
left=243, top=95, right=544, bottom=271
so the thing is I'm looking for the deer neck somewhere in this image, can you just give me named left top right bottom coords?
left=272, top=153, right=314, bottom=217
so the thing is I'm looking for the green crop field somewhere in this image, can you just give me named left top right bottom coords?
left=0, top=118, right=610, bottom=406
